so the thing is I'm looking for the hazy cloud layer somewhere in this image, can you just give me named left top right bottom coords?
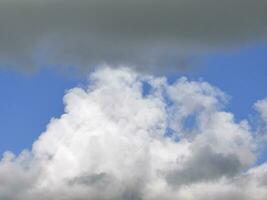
left=0, top=66, right=267, bottom=200
left=1, top=0, right=267, bottom=72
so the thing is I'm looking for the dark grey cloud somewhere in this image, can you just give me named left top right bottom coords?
left=67, top=173, right=144, bottom=200
left=68, top=173, right=111, bottom=186
left=259, top=172, right=267, bottom=186
left=196, top=191, right=250, bottom=200
left=0, top=0, right=267, bottom=72
left=166, top=146, right=242, bottom=186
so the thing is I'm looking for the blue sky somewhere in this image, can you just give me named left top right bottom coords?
left=185, top=43, right=267, bottom=121
left=0, top=42, right=266, bottom=157
left=0, top=69, right=82, bottom=155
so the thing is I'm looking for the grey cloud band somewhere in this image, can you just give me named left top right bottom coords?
left=0, top=0, right=267, bottom=71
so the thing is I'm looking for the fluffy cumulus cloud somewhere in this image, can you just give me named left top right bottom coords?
left=1, top=0, right=267, bottom=72
left=1, top=66, right=267, bottom=200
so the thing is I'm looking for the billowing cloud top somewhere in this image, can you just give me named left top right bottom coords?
left=1, top=0, right=267, bottom=72
left=1, top=66, right=267, bottom=200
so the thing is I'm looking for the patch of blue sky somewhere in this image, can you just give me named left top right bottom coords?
left=0, top=67, right=83, bottom=155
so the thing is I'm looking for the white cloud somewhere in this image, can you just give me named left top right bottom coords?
left=254, top=98, right=267, bottom=140
left=255, top=99, right=267, bottom=123
left=0, top=66, right=266, bottom=200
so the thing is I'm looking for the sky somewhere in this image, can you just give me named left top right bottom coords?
left=1, top=42, right=266, bottom=155
left=1, top=1, right=267, bottom=200
left=0, top=69, right=80, bottom=155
